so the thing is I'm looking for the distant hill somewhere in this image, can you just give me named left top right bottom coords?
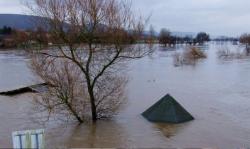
left=1, top=14, right=214, bottom=38
left=0, top=14, right=42, bottom=30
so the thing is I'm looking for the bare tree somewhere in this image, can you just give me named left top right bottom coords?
left=31, top=54, right=127, bottom=123
left=31, top=27, right=49, bottom=48
left=12, top=30, right=30, bottom=48
left=27, top=0, right=149, bottom=122
left=195, top=32, right=210, bottom=45
left=148, top=25, right=156, bottom=44
left=240, top=33, right=250, bottom=54
left=31, top=56, right=87, bottom=123
left=158, top=28, right=171, bottom=47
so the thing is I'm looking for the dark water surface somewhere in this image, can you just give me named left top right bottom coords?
left=1, top=43, right=250, bottom=148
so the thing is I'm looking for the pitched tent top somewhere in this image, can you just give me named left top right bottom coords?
left=142, top=94, right=194, bottom=123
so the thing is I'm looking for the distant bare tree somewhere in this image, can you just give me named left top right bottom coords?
left=27, top=0, right=149, bottom=122
left=240, top=33, right=250, bottom=54
left=195, top=32, right=210, bottom=45
left=31, top=27, right=49, bottom=48
left=12, top=30, right=30, bottom=48
left=158, top=28, right=171, bottom=47
left=239, top=34, right=250, bottom=46
left=148, top=25, right=156, bottom=44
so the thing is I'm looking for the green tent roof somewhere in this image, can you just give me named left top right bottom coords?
left=142, top=94, right=194, bottom=123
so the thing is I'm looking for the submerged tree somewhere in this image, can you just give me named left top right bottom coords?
left=28, top=0, right=149, bottom=122
left=239, top=33, right=250, bottom=54
left=195, top=32, right=210, bottom=45
left=158, top=28, right=171, bottom=46
left=32, top=27, right=49, bottom=47
left=147, top=25, right=156, bottom=44
left=31, top=55, right=127, bottom=123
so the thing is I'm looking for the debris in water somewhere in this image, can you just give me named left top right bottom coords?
left=0, top=83, right=48, bottom=96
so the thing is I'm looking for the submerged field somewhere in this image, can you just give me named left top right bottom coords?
left=0, top=43, right=250, bottom=148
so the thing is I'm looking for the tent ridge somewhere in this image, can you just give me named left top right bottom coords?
left=142, top=94, right=194, bottom=124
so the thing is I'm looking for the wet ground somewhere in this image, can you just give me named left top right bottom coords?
left=1, top=43, right=250, bottom=148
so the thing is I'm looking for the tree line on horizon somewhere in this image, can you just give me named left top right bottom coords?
left=1, top=24, right=250, bottom=49
left=0, top=26, right=51, bottom=48
left=146, top=26, right=250, bottom=49
left=158, top=29, right=210, bottom=46
left=145, top=26, right=211, bottom=46
left=0, top=26, right=12, bottom=35
left=1, top=25, right=250, bottom=51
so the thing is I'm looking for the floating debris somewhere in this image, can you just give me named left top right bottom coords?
left=0, top=83, right=48, bottom=96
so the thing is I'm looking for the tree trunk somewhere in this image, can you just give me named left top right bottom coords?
left=87, top=81, right=97, bottom=121
left=89, top=90, right=97, bottom=121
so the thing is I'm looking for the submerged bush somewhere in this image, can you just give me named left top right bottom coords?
left=217, top=46, right=248, bottom=60
left=173, top=46, right=207, bottom=66
left=184, top=47, right=207, bottom=59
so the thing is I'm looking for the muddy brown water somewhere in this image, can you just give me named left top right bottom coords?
left=1, top=43, right=250, bottom=148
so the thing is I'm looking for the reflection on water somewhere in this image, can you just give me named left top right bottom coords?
left=155, top=123, right=179, bottom=138
left=1, top=43, right=250, bottom=148
left=12, top=129, right=44, bottom=149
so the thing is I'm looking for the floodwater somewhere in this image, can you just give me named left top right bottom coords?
left=1, top=43, right=250, bottom=148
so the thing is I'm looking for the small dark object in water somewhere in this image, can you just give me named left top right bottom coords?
left=0, top=83, right=48, bottom=96
left=142, top=94, right=194, bottom=124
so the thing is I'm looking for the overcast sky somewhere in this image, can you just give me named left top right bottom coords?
left=1, top=0, right=250, bottom=36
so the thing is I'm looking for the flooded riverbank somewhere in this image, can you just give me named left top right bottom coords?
left=1, top=43, right=250, bottom=148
